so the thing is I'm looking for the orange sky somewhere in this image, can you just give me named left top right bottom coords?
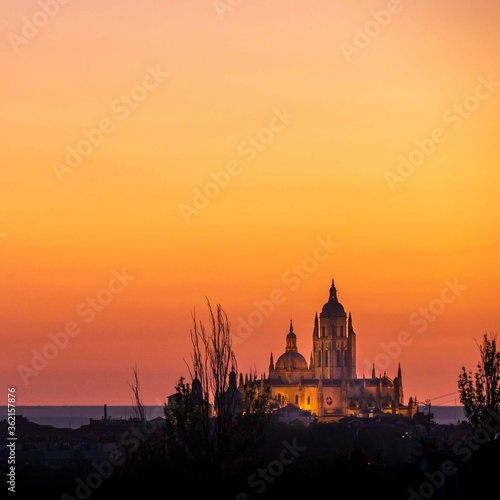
left=1, top=0, right=499, bottom=408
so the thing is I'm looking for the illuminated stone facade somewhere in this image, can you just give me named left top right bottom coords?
left=243, top=280, right=417, bottom=422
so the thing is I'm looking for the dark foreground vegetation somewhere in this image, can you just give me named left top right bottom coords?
left=5, top=310, right=498, bottom=500
left=2, top=409, right=500, bottom=500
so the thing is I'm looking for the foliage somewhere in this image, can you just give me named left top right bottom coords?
left=243, top=382, right=272, bottom=415
left=164, top=376, right=212, bottom=467
left=458, top=332, right=500, bottom=431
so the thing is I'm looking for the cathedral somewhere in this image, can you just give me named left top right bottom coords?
left=241, top=279, right=417, bottom=422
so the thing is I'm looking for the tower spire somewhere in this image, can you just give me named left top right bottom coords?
left=286, top=321, right=297, bottom=352
left=329, top=278, right=338, bottom=300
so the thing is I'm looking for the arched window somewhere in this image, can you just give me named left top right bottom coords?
left=307, top=396, right=311, bottom=405
left=318, top=351, right=322, bottom=367
left=337, top=350, right=341, bottom=366
left=278, top=393, right=281, bottom=402
left=324, top=350, right=329, bottom=367
left=295, top=395, right=299, bottom=404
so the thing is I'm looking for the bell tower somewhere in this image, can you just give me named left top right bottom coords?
left=313, top=279, right=355, bottom=379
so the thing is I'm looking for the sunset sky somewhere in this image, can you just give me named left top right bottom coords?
left=2, top=0, right=499, bottom=408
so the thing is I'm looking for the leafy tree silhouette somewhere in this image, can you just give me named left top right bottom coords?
left=458, top=332, right=500, bottom=432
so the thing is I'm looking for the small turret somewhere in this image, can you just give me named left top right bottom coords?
left=269, top=352, right=274, bottom=371
left=313, top=312, right=319, bottom=338
left=394, top=363, right=404, bottom=405
left=228, top=367, right=237, bottom=390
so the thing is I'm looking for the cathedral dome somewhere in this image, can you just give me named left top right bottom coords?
left=274, top=320, right=309, bottom=371
left=275, top=351, right=309, bottom=371
left=321, top=301, right=345, bottom=316
left=321, top=279, right=346, bottom=317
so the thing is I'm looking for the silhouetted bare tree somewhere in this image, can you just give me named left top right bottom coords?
left=164, top=298, right=239, bottom=482
left=188, top=299, right=238, bottom=466
left=129, top=362, right=146, bottom=421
